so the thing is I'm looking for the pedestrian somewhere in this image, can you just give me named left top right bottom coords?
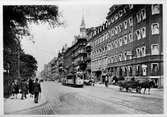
left=13, top=80, right=19, bottom=99
left=112, top=76, right=118, bottom=85
left=105, top=75, right=109, bottom=87
left=21, top=79, right=28, bottom=100
left=91, top=76, right=95, bottom=86
left=11, top=81, right=15, bottom=97
left=28, top=78, right=34, bottom=98
left=33, top=78, right=41, bottom=103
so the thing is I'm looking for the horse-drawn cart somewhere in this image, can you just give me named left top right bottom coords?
left=118, top=80, right=141, bottom=93
left=118, top=79, right=155, bottom=94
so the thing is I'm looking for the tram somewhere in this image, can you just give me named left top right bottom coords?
left=62, top=72, right=84, bottom=87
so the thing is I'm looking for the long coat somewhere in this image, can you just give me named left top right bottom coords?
left=33, top=82, right=41, bottom=93
left=28, top=79, right=34, bottom=94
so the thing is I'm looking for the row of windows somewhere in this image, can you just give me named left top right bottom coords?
left=92, top=22, right=159, bottom=57
left=109, top=5, right=133, bottom=26
left=72, top=48, right=85, bottom=57
left=93, top=16, right=133, bottom=47
left=97, top=44, right=159, bottom=65
left=107, top=32, right=133, bottom=51
left=107, top=51, right=132, bottom=64
left=136, top=8, right=146, bottom=23
left=90, top=5, right=133, bottom=38
left=136, top=46, right=146, bottom=58
left=93, top=33, right=109, bottom=47
left=90, top=5, right=160, bottom=40
left=108, top=16, right=133, bottom=37
left=135, top=27, right=146, bottom=40
left=91, top=58, right=108, bottom=70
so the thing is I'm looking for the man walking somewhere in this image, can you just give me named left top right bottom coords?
left=28, top=78, right=34, bottom=98
left=21, top=79, right=28, bottom=100
left=33, top=78, right=41, bottom=103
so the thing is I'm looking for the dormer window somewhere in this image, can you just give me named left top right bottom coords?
left=152, top=4, right=160, bottom=15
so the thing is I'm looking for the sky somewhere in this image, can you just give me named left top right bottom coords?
left=21, top=3, right=112, bottom=74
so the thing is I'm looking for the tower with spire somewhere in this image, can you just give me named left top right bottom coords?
left=80, top=11, right=87, bottom=38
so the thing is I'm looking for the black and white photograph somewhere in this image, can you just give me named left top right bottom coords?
left=2, top=1, right=165, bottom=116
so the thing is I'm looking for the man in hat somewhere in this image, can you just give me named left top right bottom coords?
left=33, top=78, right=41, bottom=103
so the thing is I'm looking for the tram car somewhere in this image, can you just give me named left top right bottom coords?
left=62, top=72, right=84, bottom=87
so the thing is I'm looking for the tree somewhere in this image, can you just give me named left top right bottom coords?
left=20, top=54, right=38, bottom=78
left=3, top=5, right=63, bottom=76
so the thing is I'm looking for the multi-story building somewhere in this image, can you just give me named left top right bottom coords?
left=86, top=27, right=96, bottom=79
left=50, top=57, right=59, bottom=80
left=63, top=46, right=73, bottom=74
left=90, top=4, right=163, bottom=87
left=62, top=15, right=88, bottom=79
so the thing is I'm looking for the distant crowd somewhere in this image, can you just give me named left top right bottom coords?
left=10, top=78, right=42, bottom=103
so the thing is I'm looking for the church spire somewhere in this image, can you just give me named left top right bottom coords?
left=80, top=9, right=86, bottom=38
left=80, top=9, right=85, bottom=28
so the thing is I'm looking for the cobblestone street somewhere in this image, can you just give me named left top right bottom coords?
left=12, top=81, right=163, bottom=114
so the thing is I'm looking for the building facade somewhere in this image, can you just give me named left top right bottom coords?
left=89, top=4, right=163, bottom=87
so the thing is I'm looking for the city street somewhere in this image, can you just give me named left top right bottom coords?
left=14, top=81, right=163, bottom=114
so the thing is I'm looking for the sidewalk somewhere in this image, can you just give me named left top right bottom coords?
left=94, top=83, right=163, bottom=98
left=4, top=84, right=47, bottom=114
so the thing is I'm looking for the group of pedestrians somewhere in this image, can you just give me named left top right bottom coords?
left=10, top=78, right=41, bottom=103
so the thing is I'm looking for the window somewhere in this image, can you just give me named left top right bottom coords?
left=129, top=16, right=133, bottom=26
left=152, top=4, right=160, bottom=15
left=119, top=23, right=122, bottom=32
left=141, top=27, right=146, bottom=38
left=141, top=8, right=146, bottom=20
left=151, top=44, right=159, bottom=55
left=135, top=29, right=141, bottom=40
left=105, top=46, right=107, bottom=51
left=119, top=37, right=123, bottom=46
left=136, top=12, right=142, bottom=23
left=141, top=46, right=146, bottom=57
left=111, top=57, right=114, bottom=63
left=115, top=13, right=119, bottom=21
left=119, top=10, right=123, bottom=17
left=123, top=35, right=128, bottom=44
left=107, top=58, right=110, bottom=64
left=114, top=40, right=118, bottom=48
left=129, top=4, right=133, bottom=9
left=124, top=20, right=128, bottom=29
left=111, top=17, right=114, bottom=23
left=123, top=7, right=127, bottom=14
left=115, top=26, right=118, bottom=34
left=118, top=25, right=121, bottom=33
left=106, top=33, right=109, bottom=40
left=119, top=54, right=122, bottom=61
left=123, top=52, right=127, bottom=61
left=136, top=48, right=140, bottom=57
left=117, top=39, right=120, bottom=47
left=129, top=33, right=133, bottom=42
left=111, top=28, right=114, bottom=36
left=110, top=42, right=113, bottom=50
left=115, top=55, right=118, bottom=62
left=151, top=63, right=159, bottom=75
left=151, top=23, right=160, bottom=35
left=142, top=64, right=147, bottom=76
